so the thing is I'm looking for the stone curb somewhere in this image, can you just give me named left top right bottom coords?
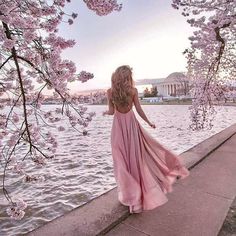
left=180, top=123, right=236, bottom=170
left=27, top=123, right=236, bottom=236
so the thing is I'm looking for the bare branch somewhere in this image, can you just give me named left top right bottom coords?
left=0, top=55, right=13, bottom=70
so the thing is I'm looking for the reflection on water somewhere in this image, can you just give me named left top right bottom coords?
left=1, top=105, right=236, bottom=235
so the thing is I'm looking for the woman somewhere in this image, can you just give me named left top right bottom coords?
left=103, top=65, right=189, bottom=213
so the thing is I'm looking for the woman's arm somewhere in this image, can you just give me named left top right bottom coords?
left=133, top=88, right=156, bottom=128
left=103, top=89, right=114, bottom=116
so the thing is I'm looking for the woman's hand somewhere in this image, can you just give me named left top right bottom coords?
left=102, top=111, right=108, bottom=116
left=103, top=110, right=114, bottom=116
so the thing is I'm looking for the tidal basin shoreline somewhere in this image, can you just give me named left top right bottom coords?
left=27, top=123, right=236, bottom=236
left=91, top=99, right=236, bottom=106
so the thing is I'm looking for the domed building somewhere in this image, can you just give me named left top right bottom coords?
left=135, top=72, right=190, bottom=97
left=153, top=72, right=190, bottom=97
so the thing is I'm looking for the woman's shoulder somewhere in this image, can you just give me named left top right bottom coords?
left=132, top=87, right=138, bottom=95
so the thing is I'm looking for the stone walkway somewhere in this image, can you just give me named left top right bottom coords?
left=105, top=134, right=236, bottom=236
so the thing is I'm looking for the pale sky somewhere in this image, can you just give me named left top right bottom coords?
left=59, top=0, right=194, bottom=93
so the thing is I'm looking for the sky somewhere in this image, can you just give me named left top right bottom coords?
left=59, top=0, right=194, bottom=93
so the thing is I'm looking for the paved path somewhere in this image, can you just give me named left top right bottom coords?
left=105, top=134, right=236, bottom=236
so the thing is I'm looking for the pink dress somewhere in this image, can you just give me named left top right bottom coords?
left=111, top=107, right=189, bottom=213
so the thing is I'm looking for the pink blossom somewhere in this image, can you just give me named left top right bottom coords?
left=12, top=162, right=25, bottom=174
left=58, top=126, right=65, bottom=131
left=83, top=130, right=88, bottom=136
left=44, top=111, right=52, bottom=118
left=86, top=116, right=92, bottom=122
left=6, top=199, right=27, bottom=220
left=83, top=0, right=122, bottom=16
left=83, top=121, right=88, bottom=127
left=3, top=39, right=15, bottom=50
left=12, top=114, right=19, bottom=123
left=15, top=199, right=27, bottom=210
left=55, top=108, right=62, bottom=114
left=33, top=155, right=46, bottom=166
left=78, top=71, right=94, bottom=83
left=72, top=13, right=78, bottom=19
left=7, top=135, right=18, bottom=147
left=6, top=206, right=25, bottom=220
left=68, top=19, right=73, bottom=25
left=77, top=118, right=84, bottom=125
left=88, top=112, right=96, bottom=117
left=23, top=174, right=45, bottom=183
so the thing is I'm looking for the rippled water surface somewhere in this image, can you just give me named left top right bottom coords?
left=1, top=105, right=236, bottom=235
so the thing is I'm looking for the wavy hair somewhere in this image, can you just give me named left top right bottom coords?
left=111, top=65, right=134, bottom=107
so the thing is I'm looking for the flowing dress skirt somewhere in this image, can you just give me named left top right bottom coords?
left=111, top=109, right=189, bottom=213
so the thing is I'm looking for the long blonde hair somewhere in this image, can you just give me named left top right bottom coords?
left=111, top=65, right=134, bottom=107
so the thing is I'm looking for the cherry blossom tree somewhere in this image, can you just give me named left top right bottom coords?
left=0, top=0, right=121, bottom=220
left=172, top=0, right=236, bottom=130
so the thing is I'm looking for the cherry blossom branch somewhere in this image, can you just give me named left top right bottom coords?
left=0, top=55, right=13, bottom=70
left=17, top=55, right=89, bottom=121
left=3, top=23, right=33, bottom=151
left=0, top=0, right=121, bottom=221
left=172, top=0, right=236, bottom=130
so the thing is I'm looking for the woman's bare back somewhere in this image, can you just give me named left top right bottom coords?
left=105, top=87, right=155, bottom=128
left=110, top=88, right=135, bottom=114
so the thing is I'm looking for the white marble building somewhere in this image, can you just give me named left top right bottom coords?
left=136, top=72, right=190, bottom=97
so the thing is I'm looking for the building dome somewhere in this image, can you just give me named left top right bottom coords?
left=165, top=72, right=186, bottom=82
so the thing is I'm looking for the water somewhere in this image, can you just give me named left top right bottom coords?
left=1, top=105, right=236, bottom=235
